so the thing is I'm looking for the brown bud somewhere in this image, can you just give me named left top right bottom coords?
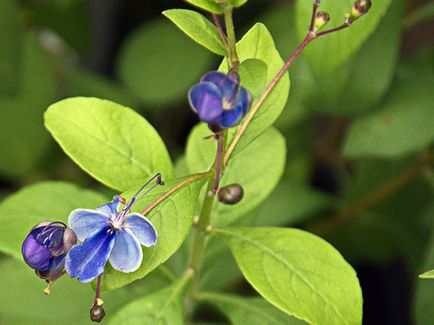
left=90, top=305, right=106, bottom=323
left=349, top=0, right=372, bottom=21
left=218, top=184, right=244, bottom=205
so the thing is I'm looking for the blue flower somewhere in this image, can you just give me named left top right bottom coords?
left=65, top=195, right=157, bottom=283
left=188, top=71, right=252, bottom=129
left=22, top=221, right=77, bottom=281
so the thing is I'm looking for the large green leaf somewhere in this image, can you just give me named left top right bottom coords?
left=342, top=74, right=434, bottom=158
left=108, top=275, right=191, bottom=325
left=200, top=293, right=307, bottom=324
left=163, top=9, right=226, bottom=55
left=186, top=124, right=286, bottom=226
left=295, top=0, right=393, bottom=76
left=219, top=227, right=363, bottom=325
left=0, top=257, right=170, bottom=325
left=45, top=97, right=173, bottom=191
left=0, top=181, right=106, bottom=259
left=117, top=17, right=212, bottom=106
left=221, top=23, right=290, bottom=154
left=101, top=176, right=205, bottom=290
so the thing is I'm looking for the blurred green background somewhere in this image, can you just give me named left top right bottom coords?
left=0, top=0, right=433, bottom=324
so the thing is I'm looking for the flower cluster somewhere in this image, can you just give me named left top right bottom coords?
left=188, top=71, right=252, bottom=131
left=21, top=174, right=163, bottom=321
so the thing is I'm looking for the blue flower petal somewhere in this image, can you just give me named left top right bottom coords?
left=65, top=226, right=115, bottom=283
left=201, top=71, right=239, bottom=98
left=22, top=229, right=52, bottom=270
left=219, top=105, right=244, bottom=128
left=68, top=209, right=110, bottom=241
left=109, top=228, right=142, bottom=272
left=238, top=87, right=253, bottom=115
left=97, top=196, right=121, bottom=216
left=124, top=213, right=157, bottom=247
left=188, top=82, right=223, bottom=124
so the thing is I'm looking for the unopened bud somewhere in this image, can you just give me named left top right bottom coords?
left=218, top=184, right=244, bottom=205
left=348, top=0, right=372, bottom=21
left=313, top=12, right=330, bottom=32
left=62, top=228, right=77, bottom=252
left=90, top=305, right=105, bottom=323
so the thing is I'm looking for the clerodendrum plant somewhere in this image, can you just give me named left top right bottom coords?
left=17, top=0, right=376, bottom=324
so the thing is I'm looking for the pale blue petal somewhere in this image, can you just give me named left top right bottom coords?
left=124, top=213, right=158, bottom=247
left=96, top=196, right=121, bottom=216
left=109, top=228, right=142, bottom=272
left=68, top=209, right=110, bottom=241
left=65, top=226, right=115, bottom=283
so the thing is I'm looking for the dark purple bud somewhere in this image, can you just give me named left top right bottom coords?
left=313, top=12, right=330, bottom=32
left=188, top=71, right=253, bottom=130
left=22, top=221, right=77, bottom=281
left=218, top=183, right=244, bottom=205
left=349, top=0, right=372, bottom=21
left=90, top=304, right=106, bottom=322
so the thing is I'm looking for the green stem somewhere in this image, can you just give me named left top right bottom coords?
left=223, top=7, right=239, bottom=70
left=185, top=130, right=228, bottom=319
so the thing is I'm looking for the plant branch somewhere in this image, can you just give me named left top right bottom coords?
left=308, top=153, right=434, bottom=235
left=140, top=173, right=209, bottom=216
left=223, top=7, right=240, bottom=70
left=224, top=31, right=315, bottom=164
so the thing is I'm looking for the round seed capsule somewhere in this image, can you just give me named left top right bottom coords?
left=218, top=184, right=244, bottom=205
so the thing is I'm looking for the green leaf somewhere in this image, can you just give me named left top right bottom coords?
left=0, top=0, right=21, bottom=95
left=108, top=274, right=191, bottom=325
left=200, top=293, right=307, bottom=324
left=220, top=23, right=290, bottom=153
left=295, top=0, right=393, bottom=76
left=219, top=227, right=363, bottom=325
left=342, top=74, right=434, bottom=158
left=186, top=124, right=286, bottom=226
left=0, top=181, right=106, bottom=259
left=163, top=9, right=226, bottom=56
left=237, top=58, right=268, bottom=99
left=185, top=0, right=223, bottom=14
left=0, top=257, right=170, bottom=325
left=307, top=0, right=404, bottom=114
left=420, top=270, right=434, bottom=279
left=415, top=236, right=434, bottom=324
left=247, top=181, right=335, bottom=227
left=0, top=35, right=56, bottom=178
left=101, top=176, right=205, bottom=290
left=117, top=17, right=213, bottom=106
left=45, top=97, right=174, bottom=191
left=65, top=68, right=141, bottom=109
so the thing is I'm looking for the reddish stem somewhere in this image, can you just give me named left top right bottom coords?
left=93, top=275, right=102, bottom=305
left=212, top=13, right=228, bottom=48
left=317, top=21, right=352, bottom=37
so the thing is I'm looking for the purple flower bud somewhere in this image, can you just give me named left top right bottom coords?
left=22, top=221, right=77, bottom=281
left=188, top=71, right=253, bottom=130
